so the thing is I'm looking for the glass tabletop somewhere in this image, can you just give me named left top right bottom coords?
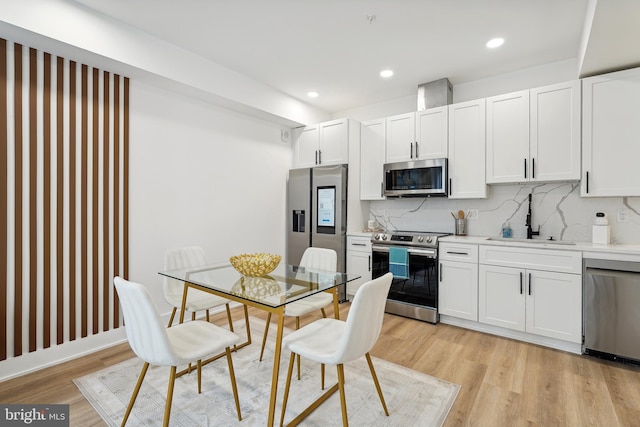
left=159, top=263, right=360, bottom=309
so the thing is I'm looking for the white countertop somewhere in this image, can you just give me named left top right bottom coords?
left=440, top=235, right=640, bottom=259
left=347, top=231, right=375, bottom=237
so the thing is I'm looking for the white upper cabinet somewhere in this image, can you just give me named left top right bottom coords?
left=360, top=118, right=386, bottom=200
left=415, top=106, right=448, bottom=159
left=385, top=112, right=416, bottom=163
left=385, top=107, right=448, bottom=163
left=293, top=118, right=349, bottom=168
left=486, top=81, right=581, bottom=184
left=293, top=124, right=320, bottom=168
left=486, top=90, right=530, bottom=183
left=530, top=81, right=581, bottom=182
left=582, top=67, right=640, bottom=197
left=448, top=99, right=487, bottom=199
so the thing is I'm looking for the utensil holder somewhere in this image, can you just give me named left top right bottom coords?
left=455, top=218, right=466, bottom=236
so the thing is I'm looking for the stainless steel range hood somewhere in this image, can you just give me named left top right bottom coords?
left=417, top=78, right=453, bottom=110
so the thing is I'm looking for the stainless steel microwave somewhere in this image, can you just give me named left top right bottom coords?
left=384, top=158, right=448, bottom=197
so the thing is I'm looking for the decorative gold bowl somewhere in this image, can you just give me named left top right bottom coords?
left=229, top=253, right=281, bottom=277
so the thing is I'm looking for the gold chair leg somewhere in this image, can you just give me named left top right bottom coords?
left=225, top=303, right=234, bottom=332
left=279, top=352, right=297, bottom=427
left=365, top=352, right=389, bottom=416
left=259, top=312, right=272, bottom=361
left=197, top=360, right=202, bottom=394
left=243, top=304, right=251, bottom=344
left=296, top=317, right=301, bottom=380
left=163, top=366, right=177, bottom=427
left=206, top=309, right=210, bottom=322
left=321, top=307, right=327, bottom=318
left=167, top=308, right=177, bottom=327
left=337, top=364, right=348, bottom=427
left=120, top=362, right=149, bottom=427
left=321, top=364, right=325, bottom=390
left=225, top=347, right=242, bottom=421
left=191, top=312, right=196, bottom=321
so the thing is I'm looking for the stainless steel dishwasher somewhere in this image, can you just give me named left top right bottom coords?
left=583, top=258, right=640, bottom=365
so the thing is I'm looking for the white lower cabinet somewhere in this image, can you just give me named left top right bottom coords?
left=439, top=243, right=478, bottom=321
left=478, top=245, right=582, bottom=344
left=346, top=235, right=372, bottom=299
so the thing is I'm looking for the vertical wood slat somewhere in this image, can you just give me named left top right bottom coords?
left=123, top=78, right=129, bottom=282
left=102, top=71, right=109, bottom=332
left=113, top=75, right=120, bottom=328
left=92, top=68, right=98, bottom=335
left=2, top=38, right=128, bottom=361
left=43, top=52, right=51, bottom=350
left=29, top=48, right=37, bottom=353
left=56, top=56, right=64, bottom=345
left=0, top=39, right=7, bottom=360
left=80, top=64, right=88, bottom=339
left=69, top=60, right=77, bottom=342
left=14, top=43, right=23, bottom=358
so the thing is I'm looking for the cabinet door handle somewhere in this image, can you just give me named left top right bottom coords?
left=524, top=158, right=527, bottom=179
left=446, top=251, right=468, bottom=255
left=315, top=150, right=318, bottom=165
left=449, top=178, right=452, bottom=196
left=410, top=142, right=414, bottom=159
left=439, top=263, right=443, bottom=282
left=368, top=255, right=371, bottom=272
left=415, top=141, right=419, bottom=159
left=519, top=272, right=523, bottom=294
left=318, top=149, right=322, bottom=164
left=380, top=182, right=384, bottom=197
left=532, top=158, right=536, bottom=179
left=351, top=243, right=366, bottom=246
left=528, top=273, right=532, bottom=295
left=586, top=171, right=589, bottom=194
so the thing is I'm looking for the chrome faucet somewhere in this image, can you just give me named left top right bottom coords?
left=526, top=193, right=540, bottom=239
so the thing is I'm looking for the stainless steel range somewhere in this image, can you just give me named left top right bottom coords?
left=371, top=231, right=448, bottom=323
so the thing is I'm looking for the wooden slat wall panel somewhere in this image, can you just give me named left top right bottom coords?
left=0, top=37, right=129, bottom=361
left=0, top=39, right=7, bottom=361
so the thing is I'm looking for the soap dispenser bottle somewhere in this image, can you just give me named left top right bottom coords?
left=502, top=221, right=512, bottom=238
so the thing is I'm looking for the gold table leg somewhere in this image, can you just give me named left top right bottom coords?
left=267, top=307, right=285, bottom=427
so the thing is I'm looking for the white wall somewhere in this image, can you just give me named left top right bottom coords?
left=334, top=59, right=579, bottom=122
left=129, top=81, right=290, bottom=313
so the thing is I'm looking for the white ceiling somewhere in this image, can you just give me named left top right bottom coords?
left=71, top=0, right=640, bottom=114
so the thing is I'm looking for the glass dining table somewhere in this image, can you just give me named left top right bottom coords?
left=159, top=262, right=360, bottom=427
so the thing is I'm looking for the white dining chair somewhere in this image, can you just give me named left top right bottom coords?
left=114, top=277, right=242, bottom=427
left=279, top=272, right=393, bottom=427
left=163, top=246, right=242, bottom=330
left=258, top=247, right=337, bottom=380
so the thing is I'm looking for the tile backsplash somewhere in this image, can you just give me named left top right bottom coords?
left=370, top=183, right=640, bottom=244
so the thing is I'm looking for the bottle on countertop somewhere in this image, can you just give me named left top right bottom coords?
left=502, top=221, right=512, bottom=238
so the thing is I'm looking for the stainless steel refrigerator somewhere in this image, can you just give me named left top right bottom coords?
left=287, top=164, right=348, bottom=301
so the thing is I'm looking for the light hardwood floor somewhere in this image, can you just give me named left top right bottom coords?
left=2, top=303, right=639, bottom=426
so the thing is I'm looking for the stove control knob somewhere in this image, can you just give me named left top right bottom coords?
left=417, top=236, right=424, bottom=242
left=382, top=235, right=388, bottom=241
left=373, top=234, right=380, bottom=240
left=426, top=236, right=433, bottom=243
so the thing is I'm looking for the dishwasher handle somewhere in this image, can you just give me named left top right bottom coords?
left=585, top=267, right=640, bottom=281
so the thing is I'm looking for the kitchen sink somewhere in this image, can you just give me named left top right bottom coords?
left=486, top=237, right=576, bottom=246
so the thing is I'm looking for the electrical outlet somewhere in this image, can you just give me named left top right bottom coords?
left=617, top=209, right=629, bottom=223
left=467, top=209, right=479, bottom=220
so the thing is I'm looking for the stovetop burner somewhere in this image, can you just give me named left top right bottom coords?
left=371, top=230, right=449, bottom=248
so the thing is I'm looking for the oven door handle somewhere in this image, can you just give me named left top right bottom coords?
left=371, top=245, right=437, bottom=257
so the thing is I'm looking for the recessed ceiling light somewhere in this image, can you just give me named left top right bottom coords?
left=486, top=38, right=504, bottom=48
left=380, top=69, right=394, bottom=78
left=307, top=91, right=319, bottom=98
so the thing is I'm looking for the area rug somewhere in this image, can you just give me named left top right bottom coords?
left=74, top=316, right=459, bottom=426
